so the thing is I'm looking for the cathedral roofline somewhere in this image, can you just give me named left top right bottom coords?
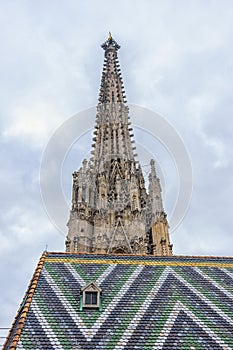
left=39, top=250, right=233, bottom=260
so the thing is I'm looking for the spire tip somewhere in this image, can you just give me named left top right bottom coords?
left=108, top=32, right=112, bottom=41
left=101, top=33, right=120, bottom=51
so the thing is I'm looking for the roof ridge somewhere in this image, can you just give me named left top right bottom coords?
left=3, top=251, right=47, bottom=350
left=45, top=251, right=233, bottom=259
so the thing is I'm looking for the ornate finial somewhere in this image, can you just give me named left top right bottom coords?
left=150, top=159, right=155, bottom=167
left=108, top=32, right=112, bottom=41
left=101, top=33, right=120, bottom=51
left=150, top=159, right=157, bottom=177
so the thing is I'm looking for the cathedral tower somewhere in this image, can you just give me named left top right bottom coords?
left=66, top=34, right=172, bottom=256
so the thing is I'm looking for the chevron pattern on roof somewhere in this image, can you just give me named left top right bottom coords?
left=4, top=253, right=233, bottom=349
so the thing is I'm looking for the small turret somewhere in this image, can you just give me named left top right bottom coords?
left=148, top=159, right=173, bottom=256
left=148, top=159, right=164, bottom=214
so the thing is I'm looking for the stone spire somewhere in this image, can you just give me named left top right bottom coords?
left=98, top=32, right=126, bottom=104
left=92, top=34, right=135, bottom=166
left=148, top=159, right=164, bottom=214
left=66, top=34, right=172, bottom=256
left=148, top=159, right=173, bottom=256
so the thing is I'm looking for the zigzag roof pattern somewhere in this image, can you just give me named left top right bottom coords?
left=4, top=252, right=233, bottom=350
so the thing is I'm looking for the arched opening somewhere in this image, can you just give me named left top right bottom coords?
left=112, top=247, right=129, bottom=254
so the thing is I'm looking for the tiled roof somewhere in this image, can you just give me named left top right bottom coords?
left=4, top=252, right=233, bottom=349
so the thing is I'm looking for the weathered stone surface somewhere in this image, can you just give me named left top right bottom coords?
left=66, top=35, right=172, bottom=256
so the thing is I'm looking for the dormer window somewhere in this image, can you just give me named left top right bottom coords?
left=80, top=282, right=102, bottom=311
left=85, top=291, right=97, bottom=305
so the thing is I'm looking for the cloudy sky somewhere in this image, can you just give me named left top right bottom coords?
left=1, top=0, right=233, bottom=336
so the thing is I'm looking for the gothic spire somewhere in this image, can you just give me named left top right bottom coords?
left=99, top=33, right=126, bottom=104
left=148, top=159, right=164, bottom=213
left=66, top=36, right=172, bottom=256
left=91, top=34, right=136, bottom=165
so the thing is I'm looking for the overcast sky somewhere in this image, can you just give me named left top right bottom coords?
left=1, top=0, right=233, bottom=336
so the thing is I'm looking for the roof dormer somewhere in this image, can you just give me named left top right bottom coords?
left=80, top=282, right=102, bottom=310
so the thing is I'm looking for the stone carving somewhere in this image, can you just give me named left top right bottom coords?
left=66, top=35, right=172, bottom=256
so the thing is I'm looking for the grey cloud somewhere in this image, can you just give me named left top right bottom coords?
left=1, top=0, right=233, bottom=336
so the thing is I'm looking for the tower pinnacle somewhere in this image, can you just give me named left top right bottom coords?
left=101, top=33, right=120, bottom=52
left=66, top=36, right=172, bottom=256
left=99, top=34, right=125, bottom=104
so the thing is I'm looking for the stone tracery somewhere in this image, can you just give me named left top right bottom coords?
left=66, top=35, right=172, bottom=256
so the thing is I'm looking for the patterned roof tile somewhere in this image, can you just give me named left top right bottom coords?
left=4, top=252, right=233, bottom=349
